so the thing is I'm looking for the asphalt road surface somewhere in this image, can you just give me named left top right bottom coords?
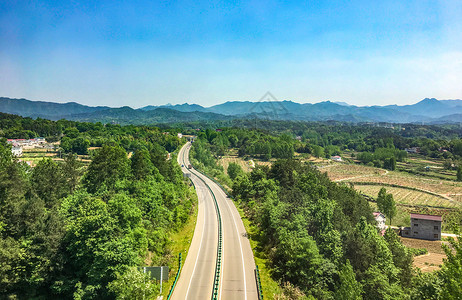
left=171, top=142, right=258, bottom=300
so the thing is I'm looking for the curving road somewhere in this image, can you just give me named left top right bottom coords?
left=171, top=142, right=258, bottom=300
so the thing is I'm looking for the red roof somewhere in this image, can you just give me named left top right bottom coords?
left=411, top=213, right=442, bottom=222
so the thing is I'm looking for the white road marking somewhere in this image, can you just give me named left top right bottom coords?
left=211, top=181, right=247, bottom=300
left=182, top=148, right=208, bottom=299
left=185, top=185, right=206, bottom=299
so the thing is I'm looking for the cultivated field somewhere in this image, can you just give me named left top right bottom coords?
left=323, top=164, right=387, bottom=181
left=20, top=148, right=92, bottom=167
left=400, top=237, right=447, bottom=272
left=350, top=172, right=462, bottom=196
left=218, top=155, right=254, bottom=174
left=323, top=163, right=462, bottom=208
left=355, top=184, right=457, bottom=208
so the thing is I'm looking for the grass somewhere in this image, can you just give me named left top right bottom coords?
left=161, top=186, right=198, bottom=298
left=233, top=202, right=283, bottom=299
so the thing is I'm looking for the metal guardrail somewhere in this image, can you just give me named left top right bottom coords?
left=255, top=265, right=263, bottom=300
left=166, top=253, right=182, bottom=300
left=188, top=145, right=265, bottom=300
left=181, top=145, right=223, bottom=300
left=193, top=168, right=234, bottom=199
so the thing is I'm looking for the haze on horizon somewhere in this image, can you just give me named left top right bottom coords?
left=1, top=0, right=461, bottom=108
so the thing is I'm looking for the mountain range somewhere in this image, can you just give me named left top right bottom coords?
left=1, top=96, right=462, bottom=124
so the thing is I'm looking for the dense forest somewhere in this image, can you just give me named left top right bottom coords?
left=230, top=160, right=461, bottom=299
left=0, top=113, right=194, bottom=299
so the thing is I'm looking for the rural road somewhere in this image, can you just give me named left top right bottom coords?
left=171, top=142, right=258, bottom=300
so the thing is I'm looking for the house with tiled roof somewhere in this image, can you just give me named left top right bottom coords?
left=401, top=213, right=442, bottom=241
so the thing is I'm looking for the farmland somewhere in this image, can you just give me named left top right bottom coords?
left=322, top=163, right=462, bottom=209
left=400, top=237, right=447, bottom=273
left=323, top=163, right=387, bottom=181
left=354, top=184, right=456, bottom=208
left=20, top=147, right=92, bottom=167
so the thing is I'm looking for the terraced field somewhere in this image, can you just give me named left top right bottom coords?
left=351, top=172, right=462, bottom=196
left=324, top=163, right=462, bottom=208
left=355, top=184, right=457, bottom=208
left=323, top=164, right=387, bottom=181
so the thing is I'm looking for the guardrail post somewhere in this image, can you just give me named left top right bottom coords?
left=255, top=265, right=263, bottom=300
left=167, top=252, right=182, bottom=300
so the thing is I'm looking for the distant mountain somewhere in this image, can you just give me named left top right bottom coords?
left=334, top=101, right=353, bottom=107
left=2, top=96, right=462, bottom=124
left=0, top=97, right=109, bottom=118
left=439, top=99, right=462, bottom=107
left=66, top=107, right=232, bottom=125
left=385, top=98, right=462, bottom=118
left=431, top=113, right=462, bottom=124
left=140, top=103, right=208, bottom=113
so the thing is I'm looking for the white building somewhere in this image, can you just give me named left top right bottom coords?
left=331, top=155, right=342, bottom=162
left=373, top=212, right=386, bottom=233
left=12, top=146, right=23, bottom=157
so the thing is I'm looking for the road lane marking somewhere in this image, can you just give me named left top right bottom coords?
left=210, top=181, right=247, bottom=300
left=182, top=147, right=208, bottom=299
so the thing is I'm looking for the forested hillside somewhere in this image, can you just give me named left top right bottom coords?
left=0, top=113, right=195, bottom=299
left=190, top=128, right=462, bottom=299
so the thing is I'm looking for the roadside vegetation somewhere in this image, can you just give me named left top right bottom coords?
left=0, top=113, right=196, bottom=299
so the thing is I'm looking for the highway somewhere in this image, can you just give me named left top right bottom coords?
left=171, top=142, right=258, bottom=300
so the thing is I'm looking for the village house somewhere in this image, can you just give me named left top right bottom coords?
left=331, top=155, right=342, bottom=162
left=7, top=138, right=47, bottom=149
left=401, top=213, right=442, bottom=241
left=404, top=147, right=420, bottom=154
left=373, top=212, right=387, bottom=233
left=11, top=145, right=23, bottom=157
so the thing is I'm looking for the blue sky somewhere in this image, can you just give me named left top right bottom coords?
left=1, top=0, right=461, bottom=107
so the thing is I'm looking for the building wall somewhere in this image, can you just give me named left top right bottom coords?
left=375, top=216, right=386, bottom=231
left=402, top=218, right=441, bottom=240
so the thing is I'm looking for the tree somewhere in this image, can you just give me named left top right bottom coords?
left=31, top=158, right=68, bottom=208
left=60, top=191, right=140, bottom=298
left=439, top=228, right=462, bottom=299
left=227, top=162, right=243, bottom=181
left=335, top=260, right=362, bottom=300
left=131, top=149, right=154, bottom=180
left=457, top=166, right=462, bottom=181
left=83, top=144, right=131, bottom=193
left=108, top=267, right=159, bottom=300
left=312, top=145, right=324, bottom=158
left=411, top=272, right=442, bottom=300
left=62, top=153, right=83, bottom=193
left=377, top=188, right=396, bottom=225
left=384, top=228, right=413, bottom=288
left=384, top=157, right=396, bottom=171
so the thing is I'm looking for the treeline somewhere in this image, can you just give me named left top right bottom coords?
left=0, top=112, right=181, bottom=155
left=231, top=159, right=461, bottom=299
left=356, top=147, right=407, bottom=170
left=0, top=118, right=194, bottom=298
left=179, top=119, right=462, bottom=162
left=196, top=128, right=295, bottom=160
